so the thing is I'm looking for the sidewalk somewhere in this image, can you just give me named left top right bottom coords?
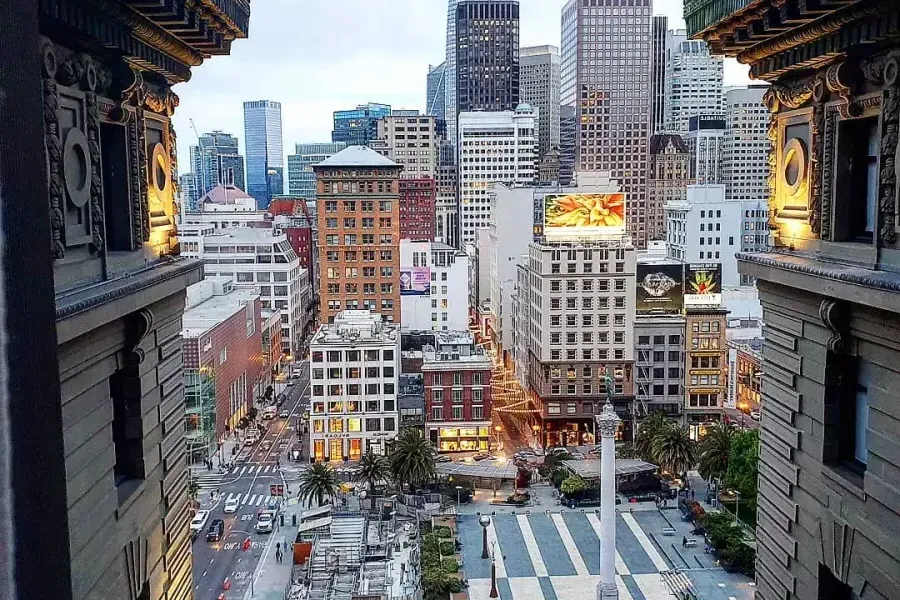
left=244, top=502, right=301, bottom=600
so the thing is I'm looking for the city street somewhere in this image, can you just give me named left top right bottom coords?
left=191, top=360, right=310, bottom=600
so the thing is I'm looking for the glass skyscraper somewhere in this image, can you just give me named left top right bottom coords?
left=331, top=103, right=391, bottom=146
left=189, top=130, right=246, bottom=195
left=427, top=62, right=447, bottom=122
left=455, top=1, right=520, bottom=114
left=243, top=99, right=283, bottom=209
left=287, top=142, right=347, bottom=201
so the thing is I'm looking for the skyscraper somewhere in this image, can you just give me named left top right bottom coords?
left=561, top=0, right=652, bottom=248
left=455, top=1, right=520, bottom=114
left=458, top=106, right=536, bottom=245
left=190, top=130, right=246, bottom=196
left=650, top=16, right=668, bottom=135
left=427, top=62, right=447, bottom=122
left=287, top=142, right=347, bottom=201
left=445, top=0, right=520, bottom=153
left=332, top=103, right=391, bottom=146
left=723, top=86, right=769, bottom=202
left=520, top=45, right=561, bottom=160
left=664, top=37, right=724, bottom=135
left=243, top=100, right=284, bottom=209
left=647, top=133, right=690, bottom=241
left=558, top=104, right=576, bottom=186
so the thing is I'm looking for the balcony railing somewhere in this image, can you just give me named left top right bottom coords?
left=684, top=0, right=753, bottom=36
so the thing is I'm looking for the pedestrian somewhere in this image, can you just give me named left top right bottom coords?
left=682, top=536, right=687, bottom=548
left=691, top=490, right=695, bottom=500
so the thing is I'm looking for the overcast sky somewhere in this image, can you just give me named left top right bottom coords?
left=171, top=0, right=751, bottom=166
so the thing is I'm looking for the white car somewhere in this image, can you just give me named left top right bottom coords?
left=286, top=380, right=295, bottom=387
left=190, top=510, right=210, bottom=534
left=223, top=497, right=239, bottom=514
left=255, top=511, right=275, bottom=534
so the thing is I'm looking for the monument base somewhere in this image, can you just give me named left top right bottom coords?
left=596, top=581, right=618, bottom=600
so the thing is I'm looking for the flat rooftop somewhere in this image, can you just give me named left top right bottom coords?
left=182, top=288, right=259, bottom=338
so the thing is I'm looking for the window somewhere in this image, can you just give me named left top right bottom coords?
left=452, top=389, right=463, bottom=404
left=567, top=402, right=577, bottom=414
left=837, top=117, right=879, bottom=241
left=669, top=335, right=680, bottom=345
left=472, top=405, right=483, bottom=420
left=548, top=402, right=561, bottom=415
left=472, top=389, right=483, bottom=404
left=824, top=353, right=870, bottom=475
left=452, top=406, right=462, bottom=420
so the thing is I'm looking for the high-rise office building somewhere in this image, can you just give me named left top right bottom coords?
left=192, top=130, right=246, bottom=194
left=648, top=134, right=690, bottom=242
left=427, top=62, right=447, bottom=122
left=650, top=16, right=668, bottom=135
left=313, top=146, right=402, bottom=325
left=663, top=37, right=724, bottom=135
left=332, top=103, right=391, bottom=146
left=723, top=86, right=770, bottom=203
left=374, top=111, right=438, bottom=179
left=520, top=45, right=561, bottom=160
left=243, top=100, right=284, bottom=209
left=457, top=106, right=536, bottom=245
left=287, top=142, right=347, bottom=201
left=435, top=140, right=459, bottom=248
left=685, top=115, right=726, bottom=184
left=561, top=0, right=652, bottom=248
left=558, top=104, right=576, bottom=186
left=445, top=0, right=520, bottom=152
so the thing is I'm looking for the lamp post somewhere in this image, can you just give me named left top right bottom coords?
left=489, top=540, right=499, bottom=598
left=734, top=490, right=741, bottom=525
left=479, top=515, right=491, bottom=559
left=494, top=424, right=502, bottom=451
left=456, top=485, right=463, bottom=507
left=595, top=371, right=620, bottom=600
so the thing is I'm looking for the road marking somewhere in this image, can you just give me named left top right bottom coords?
left=226, top=493, right=239, bottom=504
left=516, top=514, right=548, bottom=577
left=242, top=493, right=250, bottom=505
left=255, top=495, right=265, bottom=506
left=551, top=513, right=590, bottom=576
left=621, top=512, right=669, bottom=571
left=586, top=513, right=630, bottom=575
left=255, top=465, right=262, bottom=475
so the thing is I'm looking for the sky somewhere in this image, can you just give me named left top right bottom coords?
left=171, top=0, right=751, bottom=167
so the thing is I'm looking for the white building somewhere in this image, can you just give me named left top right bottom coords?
left=664, top=37, right=724, bottom=135
left=723, top=86, right=770, bottom=202
left=180, top=225, right=311, bottom=353
left=458, top=106, right=537, bottom=245
left=309, top=310, right=400, bottom=461
left=399, top=240, right=469, bottom=331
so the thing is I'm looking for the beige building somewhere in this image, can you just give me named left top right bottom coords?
left=313, top=146, right=402, bottom=325
left=374, top=110, right=437, bottom=179
left=684, top=308, right=727, bottom=436
left=648, top=134, right=691, bottom=243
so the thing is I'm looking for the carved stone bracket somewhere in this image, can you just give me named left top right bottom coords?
left=825, top=61, right=858, bottom=119
left=819, top=299, right=850, bottom=353
left=774, top=77, right=815, bottom=110
left=818, top=516, right=863, bottom=594
left=41, top=39, right=66, bottom=260
left=125, top=309, right=154, bottom=366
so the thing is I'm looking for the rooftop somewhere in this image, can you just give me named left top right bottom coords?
left=563, top=458, right=659, bottom=480
left=182, top=226, right=286, bottom=244
left=198, top=184, right=255, bottom=205
left=311, top=310, right=399, bottom=346
left=182, top=286, right=258, bottom=338
left=314, top=145, right=399, bottom=168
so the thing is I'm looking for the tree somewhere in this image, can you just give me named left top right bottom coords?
left=389, top=428, right=436, bottom=491
left=697, top=421, right=734, bottom=482
left=616, top=442, right=638, bottom=459
left=297, top=462, right=340, bottom=508
left=355, top=449, right=389, bottom=497
left=652, top=423, right=697, bottom=476
left=725, top=429, right=759, bottom=499
left=560, top=475, right=588, bottom=497
left=634, top=412, right=670, bottom=464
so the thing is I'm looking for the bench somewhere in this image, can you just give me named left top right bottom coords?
left=661, top=527, right=676, bottom=536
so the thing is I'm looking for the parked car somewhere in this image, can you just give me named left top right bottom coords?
left=223, top=497, right=239, bottom=514
left=279, top=409, right=290, bottom=418
left=472, top=452, right=492, bottom=461
left=750, top=411, right=760, bottom=421
left=244, top=436, right=257, bottom=446
left=266, top=497, right=280, bottom=511
left=259, top=441, right=272, bottom=452
left=435, top=455, right=452, bottom=463
left=286, top=380, right=295, bottom=387
left=255, top=512, right=274, bottom=534
left=190, top=510, right=209, bottom=535
left=206, top=519, right=225, bottom=542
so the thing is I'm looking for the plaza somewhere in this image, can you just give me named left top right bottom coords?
left=455, top=485, right=754, bottom=600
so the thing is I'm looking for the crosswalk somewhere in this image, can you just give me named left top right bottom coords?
left=223, top=492, right=280, bottom=507
left=228, top=464, right=281, bottom=477
left=192, top=471, right=225, bottom=491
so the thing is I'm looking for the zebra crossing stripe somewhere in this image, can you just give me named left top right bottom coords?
left=226, top=493, right=239, bottom=504
left=255, top=495, right=265, bottom=506
left=241, top=493, right=250, bottom=505
left=255, top=465, right=262, bottom=474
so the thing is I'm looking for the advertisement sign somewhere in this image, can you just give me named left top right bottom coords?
left=399, top=267, right=430, bottom=296
left=636, top=263, right=684, bottom=313
left=543, top=193, right=626, bottom=236
left=684, top=263, right=723, bottom=306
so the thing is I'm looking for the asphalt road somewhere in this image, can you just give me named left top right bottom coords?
left=191, top=360, right=310, bottom=600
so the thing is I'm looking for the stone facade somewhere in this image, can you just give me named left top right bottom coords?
left=12, top=1, right=250, bottom=599
left=686, top=0, right=900, bottom=598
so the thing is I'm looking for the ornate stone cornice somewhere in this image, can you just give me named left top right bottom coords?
left=736, top=251, right=900, bottom=294
left=93, top=0, right=204, bottom=67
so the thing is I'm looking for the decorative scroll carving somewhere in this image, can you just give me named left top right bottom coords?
left=144, top=88, right=179, bottom=116
left=85, top=92, right=105, bottom=253
left=169, top=121, right=180, bottom=219
left=820, top=105, right=838, bottom=241
left=764, top=89, right=779, bottom=228
left=125, top=309, right=154, bottom=366
left=41, top=40, right=66, bottom=260
left=825, top=61, right=858, bottom=118
left=809, top=78, right=826, bottom=235
left=879, top=56, right=899, bottom=245
left=819, top=299, right=850, bottom=353
left=775, top=77, right=815, bottom=109
left=137, top=110, right=150, bottom=243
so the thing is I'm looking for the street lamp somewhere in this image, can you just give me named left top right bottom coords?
left=478, top=515, right=491, bottom=559
left=455, top=485, right=463, bottom=507
left=489, top=540, right=499, bottom=598
left=494, top=425, right=502, bottom=451
left=734, top=490, right=741, bottom=525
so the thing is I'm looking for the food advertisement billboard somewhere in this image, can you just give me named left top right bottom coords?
left=684, top=263, right=723, bottom=306
left=543, top=193, right=626, bottom=236
left=399, top=267, right=430, bottom=296
left=636, top=263, right=684, bottom=313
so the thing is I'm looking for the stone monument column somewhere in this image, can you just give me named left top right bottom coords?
left=596, top=399, right=620, bottom=599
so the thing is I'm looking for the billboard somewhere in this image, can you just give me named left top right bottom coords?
left=399, top=267, right=430, bottom=296
left=684, top=263, right=723, bottom=306
left=543, top=193, right=626, bottom=236
left=636, top=263, right=684, bottom=313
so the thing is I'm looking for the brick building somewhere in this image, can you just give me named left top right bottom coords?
left=182, top=278, right=265, bottom=453
left=270, top=196, right=317, bottom=280
left=313, top=146, right=402, bottom=324
left=399, top=178, right=436, bottom=241
left=423, top=332, right=494, bottom=452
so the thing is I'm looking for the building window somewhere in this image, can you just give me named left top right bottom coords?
left=452, top=389, right=463, bottom=403
left=548, top=402, right=560, bottom=415
left=836, top=117, right=879, bottom=241
left=824, top=353, right=870, bottom=475
left=452, top=406, right=463, bottom=420
left=472, top=389, right=483, bottom=403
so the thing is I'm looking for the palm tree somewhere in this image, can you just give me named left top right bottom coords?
left=634, top=412, right=670, bottom=464
left=389, top=428, right=436, bottom=491
left=652, top=423, right=697, bottom=477
left=297, top=462, right=340, bottom=508
left=697, top=421, right=733, bottom=482
left=355, top=449, right=389, bottom=497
